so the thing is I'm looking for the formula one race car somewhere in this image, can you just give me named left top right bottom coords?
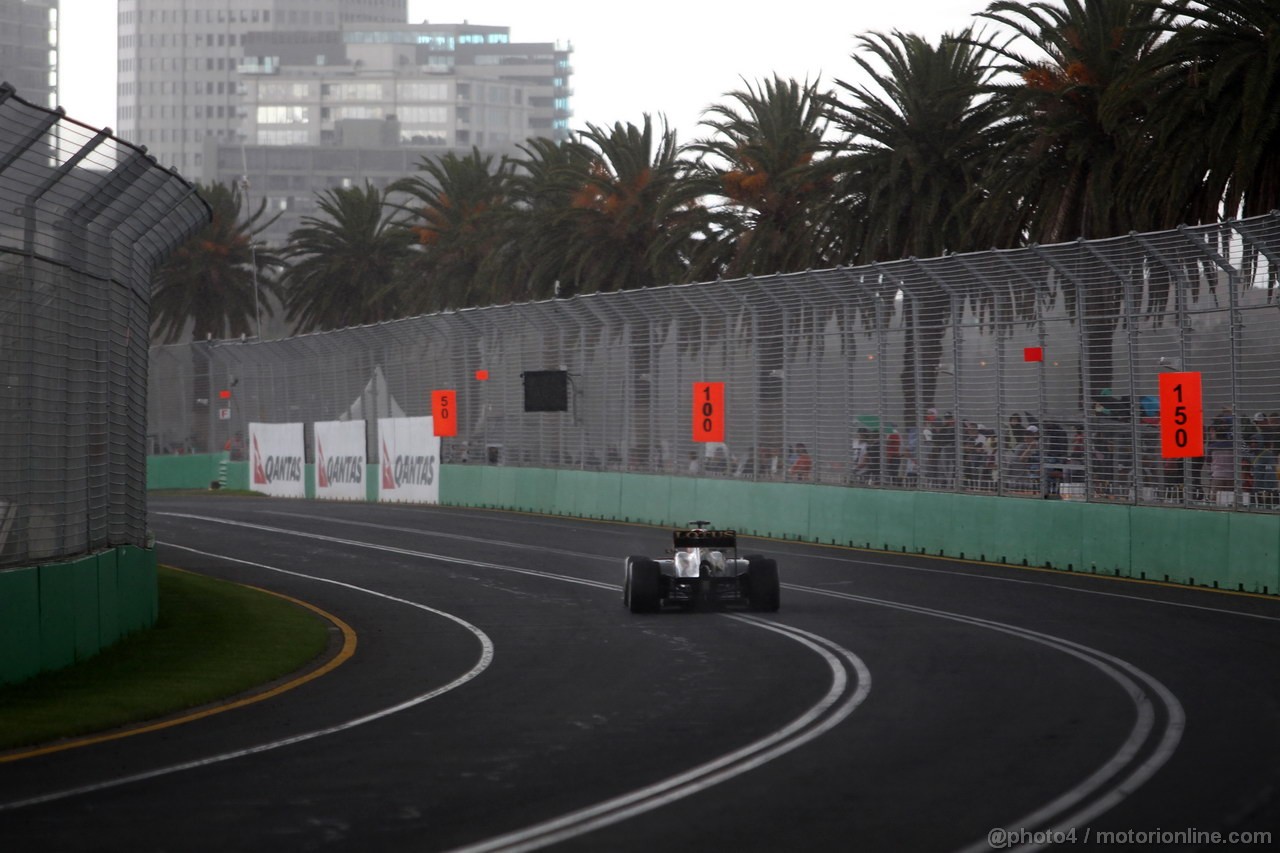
left=623, top=521, right=780, bottom=613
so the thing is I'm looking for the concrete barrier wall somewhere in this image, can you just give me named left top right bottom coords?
left=143, top=456, right=1279, bottom=595
left=439, top=465, right=1280, bottom=595
left=148, top=458, right=378, bottom=499
left=146, top=453, right=229, bottom=491
left=0, top=546, right=158, bottom=686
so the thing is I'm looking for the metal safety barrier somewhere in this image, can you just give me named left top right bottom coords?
left=0, top=83, right=210, bottom=569
left=148, top=210, right=1280, bottom=513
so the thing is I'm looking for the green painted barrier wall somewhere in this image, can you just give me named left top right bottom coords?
left=438, top=465, right=1280, bottom=596
left=147, top=453, right=229, bottom=490
left=226, top=460, right=250, bottom=491
left=0, top=546, right=158, bottom=687
left=0, top=568, right=40, bottom=685
left=143, top=455, right=1278, bottom=594
left=149, top=460, right=377, bottom=500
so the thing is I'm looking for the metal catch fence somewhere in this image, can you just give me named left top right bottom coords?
left=149, top=211, right=1280, bottom=512
left=0, top=83, right=210, bottom=569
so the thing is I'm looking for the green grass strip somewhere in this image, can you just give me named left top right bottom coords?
left=0, top=566, right=330, bottom=752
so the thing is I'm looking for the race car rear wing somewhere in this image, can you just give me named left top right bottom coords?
left=673, top=529, right=737, bottom=549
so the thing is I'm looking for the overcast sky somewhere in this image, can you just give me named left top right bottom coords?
left=57, top=0, right=990, bottom=145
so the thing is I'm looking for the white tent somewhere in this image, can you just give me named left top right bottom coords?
left=339, top=365, right=406, bottom=421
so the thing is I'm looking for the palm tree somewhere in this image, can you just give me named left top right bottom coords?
left=150, top=180, right=279, bottom=452
left=973, top=0, right=1182, bottom=409
left=689, top=76, right=834, bottom=278
left=974, top=0, right=1179, bottom=243
left=1143, top=0, right=1280, bottom=222
left=550, top=116, right=710, bottom=296
left=824, top=27, right=1009, bottom=419
left=150, top=180, right=280, bottom=344
left=390, top=148, right=518, bottom=312
left=506, top=135, right=600, bottom=301
left=280, top=182, right=412, bottom=333
left=826, top=28, right=1010, bottom=261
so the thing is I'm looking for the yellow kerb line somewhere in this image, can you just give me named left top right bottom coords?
left=0, top=568, right=357, bottom=764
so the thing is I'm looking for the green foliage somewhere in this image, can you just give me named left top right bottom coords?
left=973, top=0, right=1179, bottom=241
left=691, top=76, right=835, bottom=277
left=1142, top=0, right=1280, bottom=220
left=552, top=116, right=712, bottom=295
left=150, top=3, right=1280, bottom=338
left=280, top=182, right=413, bottom=333
left=390, top=148, right=520, bottom=312
left=826, top=27, right=1010, bottom=261
left=150, top=181, right=281, bottom=344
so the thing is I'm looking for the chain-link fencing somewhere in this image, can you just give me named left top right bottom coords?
left=149, top=210, right=1280, bottom=512
left=1, top=83, right=210, bottom=569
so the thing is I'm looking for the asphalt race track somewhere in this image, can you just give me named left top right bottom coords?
left=2, top=495, right=1278, bottom=852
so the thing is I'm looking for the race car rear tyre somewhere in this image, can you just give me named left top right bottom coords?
left=626, top=556, right=662, bottom=613
left=745, top=556, right=780, bottom=612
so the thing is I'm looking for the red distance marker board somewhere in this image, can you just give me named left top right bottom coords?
left=692, top=382, right=725, bottom=443
left=431, top=389, right=458, bottom=437
left=1159, top=372, right=1203, bottom=458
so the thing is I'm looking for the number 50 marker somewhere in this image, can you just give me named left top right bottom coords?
left=432, top=389, right=458, bottom=437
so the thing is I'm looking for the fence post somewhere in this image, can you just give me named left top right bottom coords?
left=1133, top=230, right=1195, bottom=507
left=1031, top=245, right=1086, bottom=500
left=875, top=261, right=926, bottom=488
left=1178, top=224, right=1244, bottom=507
left=1080, top=238, right=1141, bottom=504
left=912, top=257, right=962, bottom=491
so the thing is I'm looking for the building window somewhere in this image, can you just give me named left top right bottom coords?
left=259, top=82, right=311, bottom=99
left=333, top=106, right=382, bottom=120
left=402, top=130, right=447, bottom=146
left=257, top=105, right=309, bottom=124
left=332, top=82, right=386, bottom=101
left=397, top=82, right=448, bottom=101
left=398, top=106, right=447, bottom=124
left=258, top=130, right=309, bottom=146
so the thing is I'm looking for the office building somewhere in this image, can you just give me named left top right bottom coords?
left=117, top=0, right=409, bottom=176
left=0, top=0, right=57, bottom=108
left=119, top=5, right=573, bottom=248
left=212, top=20, right=571, bottom=245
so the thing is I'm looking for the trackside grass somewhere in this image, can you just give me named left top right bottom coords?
left=0, top=566, right=331, bottom=752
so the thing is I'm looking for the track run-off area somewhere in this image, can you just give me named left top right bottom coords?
left=2, top=496, right=1278, bottom=852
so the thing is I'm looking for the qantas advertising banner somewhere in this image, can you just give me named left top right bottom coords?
left=314, top=420, right=367, bottom=501
left=377, top=416, right=441, bottom=504
left=249, top=422, right=305, bottom=498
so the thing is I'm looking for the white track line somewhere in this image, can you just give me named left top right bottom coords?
left=783, top=583, right=1184, bottom=853
left=776, top=549, right=1280, bottom=624
left=143, top=511, right=1181, bottom=853
left=259, top=508, right=1280, bottom=624
left=156, top=512, right=616, bottom=592
left=448, top=616, right=871, bottom=853
left=148, top=513, right=873, bottom=851
left=0, top=544, right=495, bottom=813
